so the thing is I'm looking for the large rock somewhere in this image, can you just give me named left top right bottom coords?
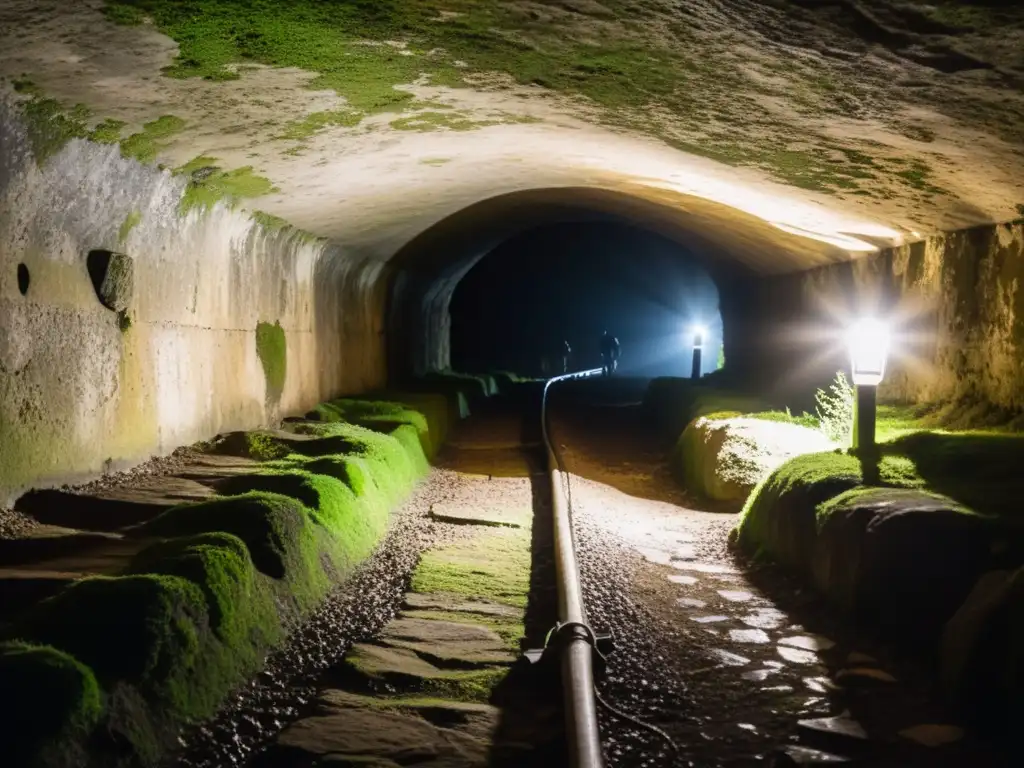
left=940, top=567, right=1024, bottom=734
left=678, top=417, right=835, bottom=502
left=813, top=488, right=1003, bottom=640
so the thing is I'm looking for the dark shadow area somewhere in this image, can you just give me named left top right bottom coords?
left=485, top=444, right=567, bottom=767
left=546, top=377, right=736, bottom=511
left=16, top=262, right=29, bottom=295
left=880, top=431, right=1024, bottom=528
left=450, top=221, right=723, bottom=380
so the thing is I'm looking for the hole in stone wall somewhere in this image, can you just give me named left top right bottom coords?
left=86, top=249, right=113, bottom=301
left=17, top=263, right=29, bottom=295
left=86, top=249, right=135, bottom=315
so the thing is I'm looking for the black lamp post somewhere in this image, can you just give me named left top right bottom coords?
left=847, top=318, right=890, bottom=453
left=690, top=325, right=706, bottom=380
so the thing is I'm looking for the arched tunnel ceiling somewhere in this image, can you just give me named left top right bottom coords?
left=3, top=1, right=1024, bottom=273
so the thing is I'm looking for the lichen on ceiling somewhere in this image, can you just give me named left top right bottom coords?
left=2, top=0, right=1023, bottom=272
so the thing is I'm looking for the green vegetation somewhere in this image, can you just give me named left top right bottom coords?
left=90, top=118, right=127, bottom=144
left=2, top=388, right=454, bottom=765
left=401, top=509, right=531, bottom=700
left=118, top=210, right=142, bottom=243
left=13, top=79, right=92, bottom=165
left=276, top=110, right=361, bottom=141
left=119, top=115, right=186, bottom=163
left=412, top=530, right=531, bottom=609
left=94, top=0, right=943, bottom=196
left=177, top=157, right=279, bottom=214
left=732, top=450, right=922, bottom=570
left=0, top=642, right=103, bottom=768
left=389, top=110, right=538, bottom=132
left=815, top=370, right=854, bottom=445
left=420, top=157, right=452, bottom=166
left=255, top=320, right=287, bottom=403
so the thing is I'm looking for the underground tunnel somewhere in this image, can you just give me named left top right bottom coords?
left=2, top=1, right=1024, bottom=767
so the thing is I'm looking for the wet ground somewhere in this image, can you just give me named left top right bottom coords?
left=549, top=377, right=1011, bottom=767
left=4, top=380, right=1013, bottom=767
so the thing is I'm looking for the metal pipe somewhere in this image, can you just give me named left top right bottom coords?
left=541, top=369, right=604, bottom=768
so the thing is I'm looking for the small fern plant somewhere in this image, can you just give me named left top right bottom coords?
left=816, top=370, right=855, bottom=445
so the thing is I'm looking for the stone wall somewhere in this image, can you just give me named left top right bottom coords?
left=724, top=221, right=1024, bottom=413
left=0, top=101, right=388, bottom=504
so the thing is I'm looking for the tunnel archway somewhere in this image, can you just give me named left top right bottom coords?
left=449, top=220, right=724, bottom=379
left=385, top=185, right=871, bottom=380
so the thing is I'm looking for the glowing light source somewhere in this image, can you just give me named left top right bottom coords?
left=846, top=317, right=890, bottom=458
left=846, top=318, right=890, bottom=387
left=690, top=324, right=707, bottom=348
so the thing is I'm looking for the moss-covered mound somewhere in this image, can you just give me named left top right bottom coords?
left=673, top=415, right=835, bottom=503
left=307, top=391, right=450, bottom=459
left=732, top=451, right=921, bottom=572
left=881, top=430, right=1024, bottom=525
left=0, top=642, right=102, bottom=768
left=2, top=393, right=450, bottom=768
left=812, top=487, right=1007, bottom=641
left=733, top=427, right=1024, bottom=715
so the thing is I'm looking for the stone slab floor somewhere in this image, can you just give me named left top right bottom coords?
left=550, top=383, right=1011, bottom=767
left=255, top=399, right=565, bottom=768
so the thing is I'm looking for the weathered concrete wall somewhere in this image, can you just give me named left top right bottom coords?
left=0, top=100, right=388, bottom=504
left=725, top=221, right=1024, bottom=413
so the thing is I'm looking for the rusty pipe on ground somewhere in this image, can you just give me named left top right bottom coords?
left=541, top=368, right=604, bottom=768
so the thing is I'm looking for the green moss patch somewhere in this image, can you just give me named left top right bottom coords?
left=118, top=210, right=142, bottom=243
left=881, top=431, right=1024, bottom=525
left=2, top=379, right=454, bottom=765
left=412, top=529, right=531, bottom=610
left=119, top=114, right=186, bottom=163
left=0, top=642, right=103, bottom=768
left=255, top=320, right=287, bottom=404
left=175, top=156, right=279, bottom=214
left=733, top=450, right=922, bottom=572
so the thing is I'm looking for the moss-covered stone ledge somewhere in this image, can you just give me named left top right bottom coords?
left=0, top=391, right=457, bottom=768
left=730, top=434, right=1024, bottom=737
left=673, top=413, right=835, bottom=503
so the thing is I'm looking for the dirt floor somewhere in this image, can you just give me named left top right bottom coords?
left=548, top=377, right=1011, bottom=767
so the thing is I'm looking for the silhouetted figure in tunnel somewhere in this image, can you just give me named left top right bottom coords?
left=562, top=340, right=572, bottom=374
left=600, top=331, right=620, bottom=376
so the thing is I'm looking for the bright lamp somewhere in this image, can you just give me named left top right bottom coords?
left=847, top=318, right=889, bottom=387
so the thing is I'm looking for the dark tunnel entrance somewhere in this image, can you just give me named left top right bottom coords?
left=449, top=221, right=723, bottom=379
left=384, top=186, right=864, bottom=385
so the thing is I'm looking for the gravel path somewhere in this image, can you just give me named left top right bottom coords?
left=171, top=397, right=547, bottom=768
left=170, top=464, right=496, bottom=768
left=549, top=383, right=1010, bottom=768
left=0, top=506, right=38, bottom=539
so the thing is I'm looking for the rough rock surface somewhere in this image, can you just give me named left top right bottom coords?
left=940, top=566, right=1024, bottom=733
left=813, top=487, right=1002, bottom=639
left=680, top=416, right=835, bottom=502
